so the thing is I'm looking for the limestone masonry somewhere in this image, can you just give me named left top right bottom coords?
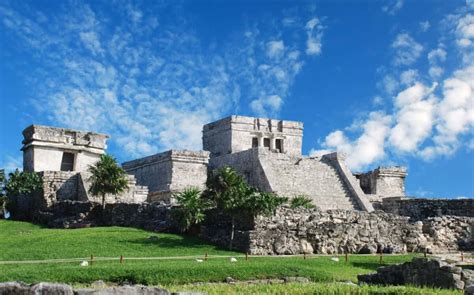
left=19, top=115, right=471, bottom=214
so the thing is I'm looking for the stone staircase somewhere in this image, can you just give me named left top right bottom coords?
left=258, top=153, right=360, bottom=210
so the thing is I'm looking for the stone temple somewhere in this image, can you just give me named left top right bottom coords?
left=22, top=115, right=408, bottom=211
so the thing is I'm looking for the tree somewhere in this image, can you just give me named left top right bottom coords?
left=4, top=169, right=43, bottom=219
left=0, top=170, right=6, bottom=218
left=88, top=154, right=129, bottom=210
left=206, top=166, right=287, bottom=250
left=172, top=187, right=212, bottom=232
left=5, top=169, right=42, bottom=196
left=290, top=195, right=316, bottom=209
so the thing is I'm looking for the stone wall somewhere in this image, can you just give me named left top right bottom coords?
left=35, top=200, right=177, bottom=232
left=123, top=150, right=209, bottom=203
left=379, top=197, right=474, bottom=220
left=202, top=207, right=473, bottom=255
left=358, top=258, right=473, bottom=291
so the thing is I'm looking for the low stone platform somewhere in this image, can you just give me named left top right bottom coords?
left=358, top=257, right=474, bottom=291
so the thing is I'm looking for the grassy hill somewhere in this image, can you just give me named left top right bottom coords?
left=0, top=220, right=461, bottom=294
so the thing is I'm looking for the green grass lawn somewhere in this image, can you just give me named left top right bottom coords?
left=0, top=220, right=462, bottom=294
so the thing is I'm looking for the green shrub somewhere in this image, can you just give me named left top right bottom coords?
left=290, top=195, right=315, bottom=209
left=5, top=169, right=42, bottom=197
left=173, top=187, right=212, bottom=232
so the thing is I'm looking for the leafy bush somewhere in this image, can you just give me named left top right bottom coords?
left=245, top=191, right=288, bottom=217
left=173, top=187, right=212, bottom=232
left=290, top=195, right=315, bottom=209
left=5, top=169, right=42, bottom=196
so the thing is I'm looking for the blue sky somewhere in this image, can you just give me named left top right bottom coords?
left=0, top=0, right=473, bottom=198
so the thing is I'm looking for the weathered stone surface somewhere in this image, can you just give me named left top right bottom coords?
left=209, top=148, right=372, bottom=211
left=355, top=166, right=407, bottom=197
left=0, top=281, right=30, bottom=295
left=0, top=282, right=169, bottom=295
left=34, top=201, right=178, bottom=232
left=203, top=115, right=303, bottom=157
left=75, top=285, right=169, bottom=295
left=122, top=150, right=210, bottom=203
left=22, top=125, right=107, bottom=173
left=30, top=282, right=74, bottom=294
left=358, top=258, right=471, bottom=290
left=379, top=198, right=474, bottom=220
left=201, top=207, right=473, bottom=254
left=9, top=171, right=149, bottom=220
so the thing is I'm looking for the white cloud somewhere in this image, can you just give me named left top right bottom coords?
left=266, top=40, right=285, bottom=58
left=428, top=47, right=447, bottom=79
left=382, top=0, right=404, bottom=15
left=420, top=21, right=431, bottom=32
left=428, top=48, right=447, bottom=63
left=421, top=66, right=474, bottom=159
left=400, top=69, right=419, bottom=86
left=389, top=83, right=436, bottom=152
left=456, top=13, right=474, bottom=48
left=79, top=31, right=103, bottom=55
left=305, top=18, right=323, bottom=55
left=381, top=74, right=399, bottom=94
left=315, top=112, right=392, bottom=170
left=250, top=95, right=283, bottom=117
left=392, top=33, right=423, bottom=66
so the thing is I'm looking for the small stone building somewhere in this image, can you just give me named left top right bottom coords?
left=22, top=125, right=108, bottom=173
left=355, top=167, right=407, bottom=197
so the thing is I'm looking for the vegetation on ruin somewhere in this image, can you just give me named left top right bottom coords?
left=2, top=169, right=43, bottom=215
left=290, top=195, right=316, bottom=209
left=0, top=170, right=6, bottom=216
left=172, top=187, right=212, bottom=232
left=205, top=166, right=287, bottom=249
left=0, top=219, right=430, bottom=287
left=4, top=169, right=42, bottom=197
left=87, top=154, right=129, bottom=210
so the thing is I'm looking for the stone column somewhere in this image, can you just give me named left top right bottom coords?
left=258, top=136, right=264, bottom=147
left=270, top=137, right=276, bottom=150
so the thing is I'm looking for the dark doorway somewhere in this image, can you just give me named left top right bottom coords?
left=252, top=137, right=258, bottom=148
left=263, top=138, right=270, bottom=148
left=60, top=152, right=75, bottom=171
left=276, top=139, right=283, bottom=153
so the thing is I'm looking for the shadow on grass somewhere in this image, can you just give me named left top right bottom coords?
left=127, top=235, right=234, bottom=253
left=350, top=262, right=385, bottom=271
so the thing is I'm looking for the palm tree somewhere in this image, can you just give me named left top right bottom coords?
left=206, top=166, right=288, bottom=250
left=206, top=166, right=257, bottom=250
left=88, top=154, right=129, bottom=210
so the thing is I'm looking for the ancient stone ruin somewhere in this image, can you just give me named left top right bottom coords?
left=14, top=115, right=474, bottom=254
left=24, top=116, right=408, bottom=210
